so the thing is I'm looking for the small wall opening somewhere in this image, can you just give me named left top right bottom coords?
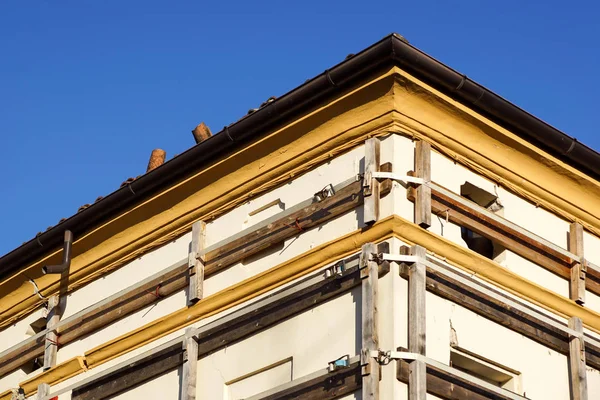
left=26, top=316, right=47, bottom=337
left=19, top=356, right=43, bottom=375
left=460, top=182, right=505, bottom=261
left=450, top=347, right=522, bottom=394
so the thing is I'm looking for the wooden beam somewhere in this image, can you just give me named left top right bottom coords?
left=246, top=357, right=361, bottom=400
left=1, top=170, right=393, bottom=378
left=422, top=257, right=600, bottom=370
left=65, top=250, right=389, bottom=400
left=421, top=262, right=569, bottom=352
left=397, top=357, right=516, bottom=400
left=414, top=141, right=431, bottom=228
left=43, top=295, right=60, bottom=371
left=407, top=245, right=426, bottom=400
left=0, top=176, right=394, bottom=380
left=0, top=259, right=188, bottom=379
left=407, top=180, right=600, bottom=296
left=58, top=264, right=187, bottom=344
left=569, top=223, right=585, bottom=305
left=71, top=341, right=183, bottom=400
left=36, top=383, right=49, bottom=400
left=180, top=328, right=198, bottom=400
left=361, top=243, right=379, bottom=400
left=363, top=138, right=381, bottom=225
left=204, top=174, right=391, bottom=276
left=188, top=221, right=206, bottom=305
left=568, top=317, right=588, bottom=400
left=63, top=245, right=600, bottom=400
left=53, top=245, right=600, bottom=400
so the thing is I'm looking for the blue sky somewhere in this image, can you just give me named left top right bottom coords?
left=1, top=1, right=599, bottom=256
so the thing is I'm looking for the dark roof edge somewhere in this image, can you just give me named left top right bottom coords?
left=1, top=34, right=597, bottom=278
left=387, top=33, right=597, bottom=175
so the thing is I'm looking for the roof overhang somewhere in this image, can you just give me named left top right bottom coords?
left=1, top=33, right=598, bottom=282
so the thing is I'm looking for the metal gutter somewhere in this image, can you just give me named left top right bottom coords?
left=1, top=33, right=597, bottom=279
left=386, top=34, right=599, bottom=176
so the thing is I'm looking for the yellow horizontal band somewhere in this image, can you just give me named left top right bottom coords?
left=7, top=356, right=86, bottom=398
left=11, top=215, right=600, bottom=397
left=4, top=65, right=600, bottom=334
left=0, top=69, right=398, bottom=330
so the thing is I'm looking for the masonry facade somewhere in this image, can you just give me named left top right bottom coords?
left=1, top=34, right=599, bottom=400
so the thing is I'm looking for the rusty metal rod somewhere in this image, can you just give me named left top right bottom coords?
left=42, top=231, right=72, bottom=275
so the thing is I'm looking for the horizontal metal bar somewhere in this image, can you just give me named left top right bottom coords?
left=423, top=256, right=585, bottom=340
left=388, top=351, right=528, bottom=400
left=378, top=253, right=419, bottom=263
left=244, top=355, right=361, bottom=400
left=1, top=176, right=364, bottom=378
left=43, top=336, right=184, bottom=400
left=371, top=171, right=425, bottom=185
left=586, top=260, right=600, bottom=274
left=0, top=257, right=189, bottom=373
left=61, top=258, right=188, bottom=327
left=201, top=175, right=359, bottom=256
left=191, top=255, right=360, bottom=339
left=41, top=253, right=365, bottom=400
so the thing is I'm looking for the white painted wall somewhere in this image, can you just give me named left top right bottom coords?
left=426, top=291, right=570, bottom=399
left=0, top=307, right=46, bottom=356
left=197, top=287, right=360, bottom=399
left=430, top=150, right=573, bottom=299
left=5, top=133, right=600, bottom=399
left=9, top=135, right=405, bottom=398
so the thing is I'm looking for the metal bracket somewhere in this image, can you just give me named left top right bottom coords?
left=366, top=349, right=528, bottom=400
left=314, top=184, right=335, bottom=202
left=371, top=172, right=427, bottom=185
left=325, top=260, right=346, bottom=279
left=328, top=354, right=350, bottom=372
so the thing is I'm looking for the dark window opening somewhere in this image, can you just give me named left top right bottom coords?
left=460, top=182, right=504, bottom=260
left=18, top=316, right=47, bottom=374
left=20, top=356, right=43, bottom=374
left=26, top=316, right=47, bottom=337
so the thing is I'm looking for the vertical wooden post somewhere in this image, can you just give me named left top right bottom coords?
left=568, top=317, right=588, bottom=400
left=569, top=222, right=585, bottom=305
left=43, top=295, right=60, bottom=370
left=188, top=221, right=206, bottom=306
left=363, top=138, right=381, bottom=225
left=414, top=141, right=431, bottom=229
left=361, top=243, right=379, bottom=400
left=37, top=383, right=50, bottom=400
left=180, top=327, right=198, bottom=400
left=408, top=245, right=426, bottom=400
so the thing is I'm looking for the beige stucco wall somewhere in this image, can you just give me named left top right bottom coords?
left=430, top=150, right=572, bottom=299
left=5, top=134, right=403, bottom=398
left=3, top=133, right=600, bottom=399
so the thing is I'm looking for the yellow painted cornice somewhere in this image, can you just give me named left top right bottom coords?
left=388, top=67, right=600, bottom=236
left=19, top=357, right=86, bottom=395
left=9, top=215, right=600, bottom=398
left=0, top=68, right=399, bottom=329
left=3, top=64, right=600, bottom=332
